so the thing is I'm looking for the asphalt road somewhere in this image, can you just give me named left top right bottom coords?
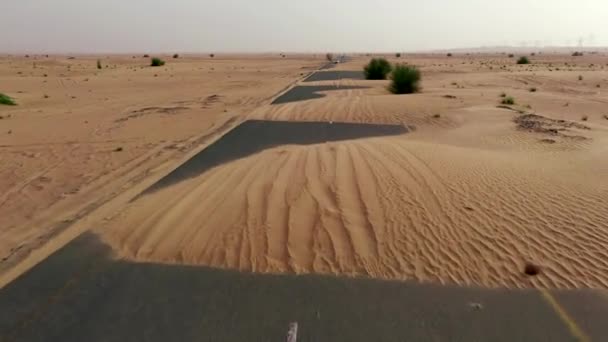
left=1, top=232, right=607, bottom=342
left=142, top=119, right=407, bottom=194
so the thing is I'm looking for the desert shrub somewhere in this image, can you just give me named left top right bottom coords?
left=143, top=54, right=150, bottom=58
left=209, top=54, right=215, bottom=58
left=508, top=54, right=514, bottom=58
left=529, top=87, right=537, bottom=92
left=581, top=115, right=588, bottom=121
left=501, top=96, right=515, bottom=105
left=500, top=92, right=507, bottom=98
left=389, top=65, right=421, bottom=94
left=173, top=54, right=179, bottom=59
left=517, top=56, right=530, bottom=64
left=395, top=53, right=401, bottom=58
left=364, top=58, right=392, bottom=80
left=326, top=53, right=333, bottom=62
left=447, top=53, right=453, bottom=57
left=578, top=75, right=583, bottom=81
left=97, top=59, right=102, bottom=70
left=0, top=93, right=16, bottom=106
left=572, top=51, right=584, bottom=57
left=151, top=57, right=165, bottom=67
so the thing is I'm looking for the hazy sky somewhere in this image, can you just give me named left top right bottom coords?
left=3, top=0, right=608, bottom=53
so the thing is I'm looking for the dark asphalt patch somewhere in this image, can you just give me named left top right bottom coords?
left=1, top=232, right=602, bottom=342
left=140, top=119, right=407, bottom=194
left=272, top=85, right=367, bottom=105
left=303, top=71, right=365, bottom=82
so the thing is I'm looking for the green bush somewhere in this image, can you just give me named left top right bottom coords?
left=501, top=96, right=515, bottom=105
left=0, top=93, right=16, bottom=106
left=364, top=58, right=392, bottom=80
left=517, top=56, right=530, bottom=65
left=151, top=57, right=165, bottom=67
left=389, top=65, right=421, bottom=94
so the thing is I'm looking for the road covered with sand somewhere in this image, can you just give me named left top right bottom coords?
left=0, top=54, right=321, bottom=276
left=1, top=53, right=607, bottom=289
left=97, top=53, right=607, bottom=289
left=2, top=52, right=608, bottom=341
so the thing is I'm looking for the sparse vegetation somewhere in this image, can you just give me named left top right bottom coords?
left=603, top=114, right=608, bottom=120
left=0, top=93, right=17, bottom=106
left=209, top=54, right=215, bottom=58
left=395, top=53, right=401, bottom=58
left=447, top=53, right=452, bottom=57
left=581, top=115, right=588, bottom=121
left=389, top=65, right=421, bottom=94
left=508, top=54, right=514, bottom=58
left=572, top=51, right=584, bottom=57
left=578, top=75, right=583, bottom=81
left=173, top=54, right=179, bottom=59
left=517, top=56, right=530, bottom=65
left=114, top=147, right=124, bottom=152
left=97, top=59, right=102, bottom=70
left=500, top=92, right=507, bottom=98
left=529, top=87, right=537, bottom=92
left=432, top=114, right=441, bottom=118
left=501, top=96, right=515, bottom=105
left=364, top=58, right=392, bottom=80
left=143, top=54, right=150, bottom=58
left=151, top=57, right=165, bottom=67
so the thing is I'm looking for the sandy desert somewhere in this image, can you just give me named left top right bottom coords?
left=2, top=52, right=608, bottom=290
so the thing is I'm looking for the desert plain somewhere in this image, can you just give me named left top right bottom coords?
left=1, top=52, right=608, bottom=291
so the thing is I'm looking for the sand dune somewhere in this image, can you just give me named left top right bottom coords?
left=100, top=55, right=608, bottom=289
left=102, top=131, right=608, bottom=288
